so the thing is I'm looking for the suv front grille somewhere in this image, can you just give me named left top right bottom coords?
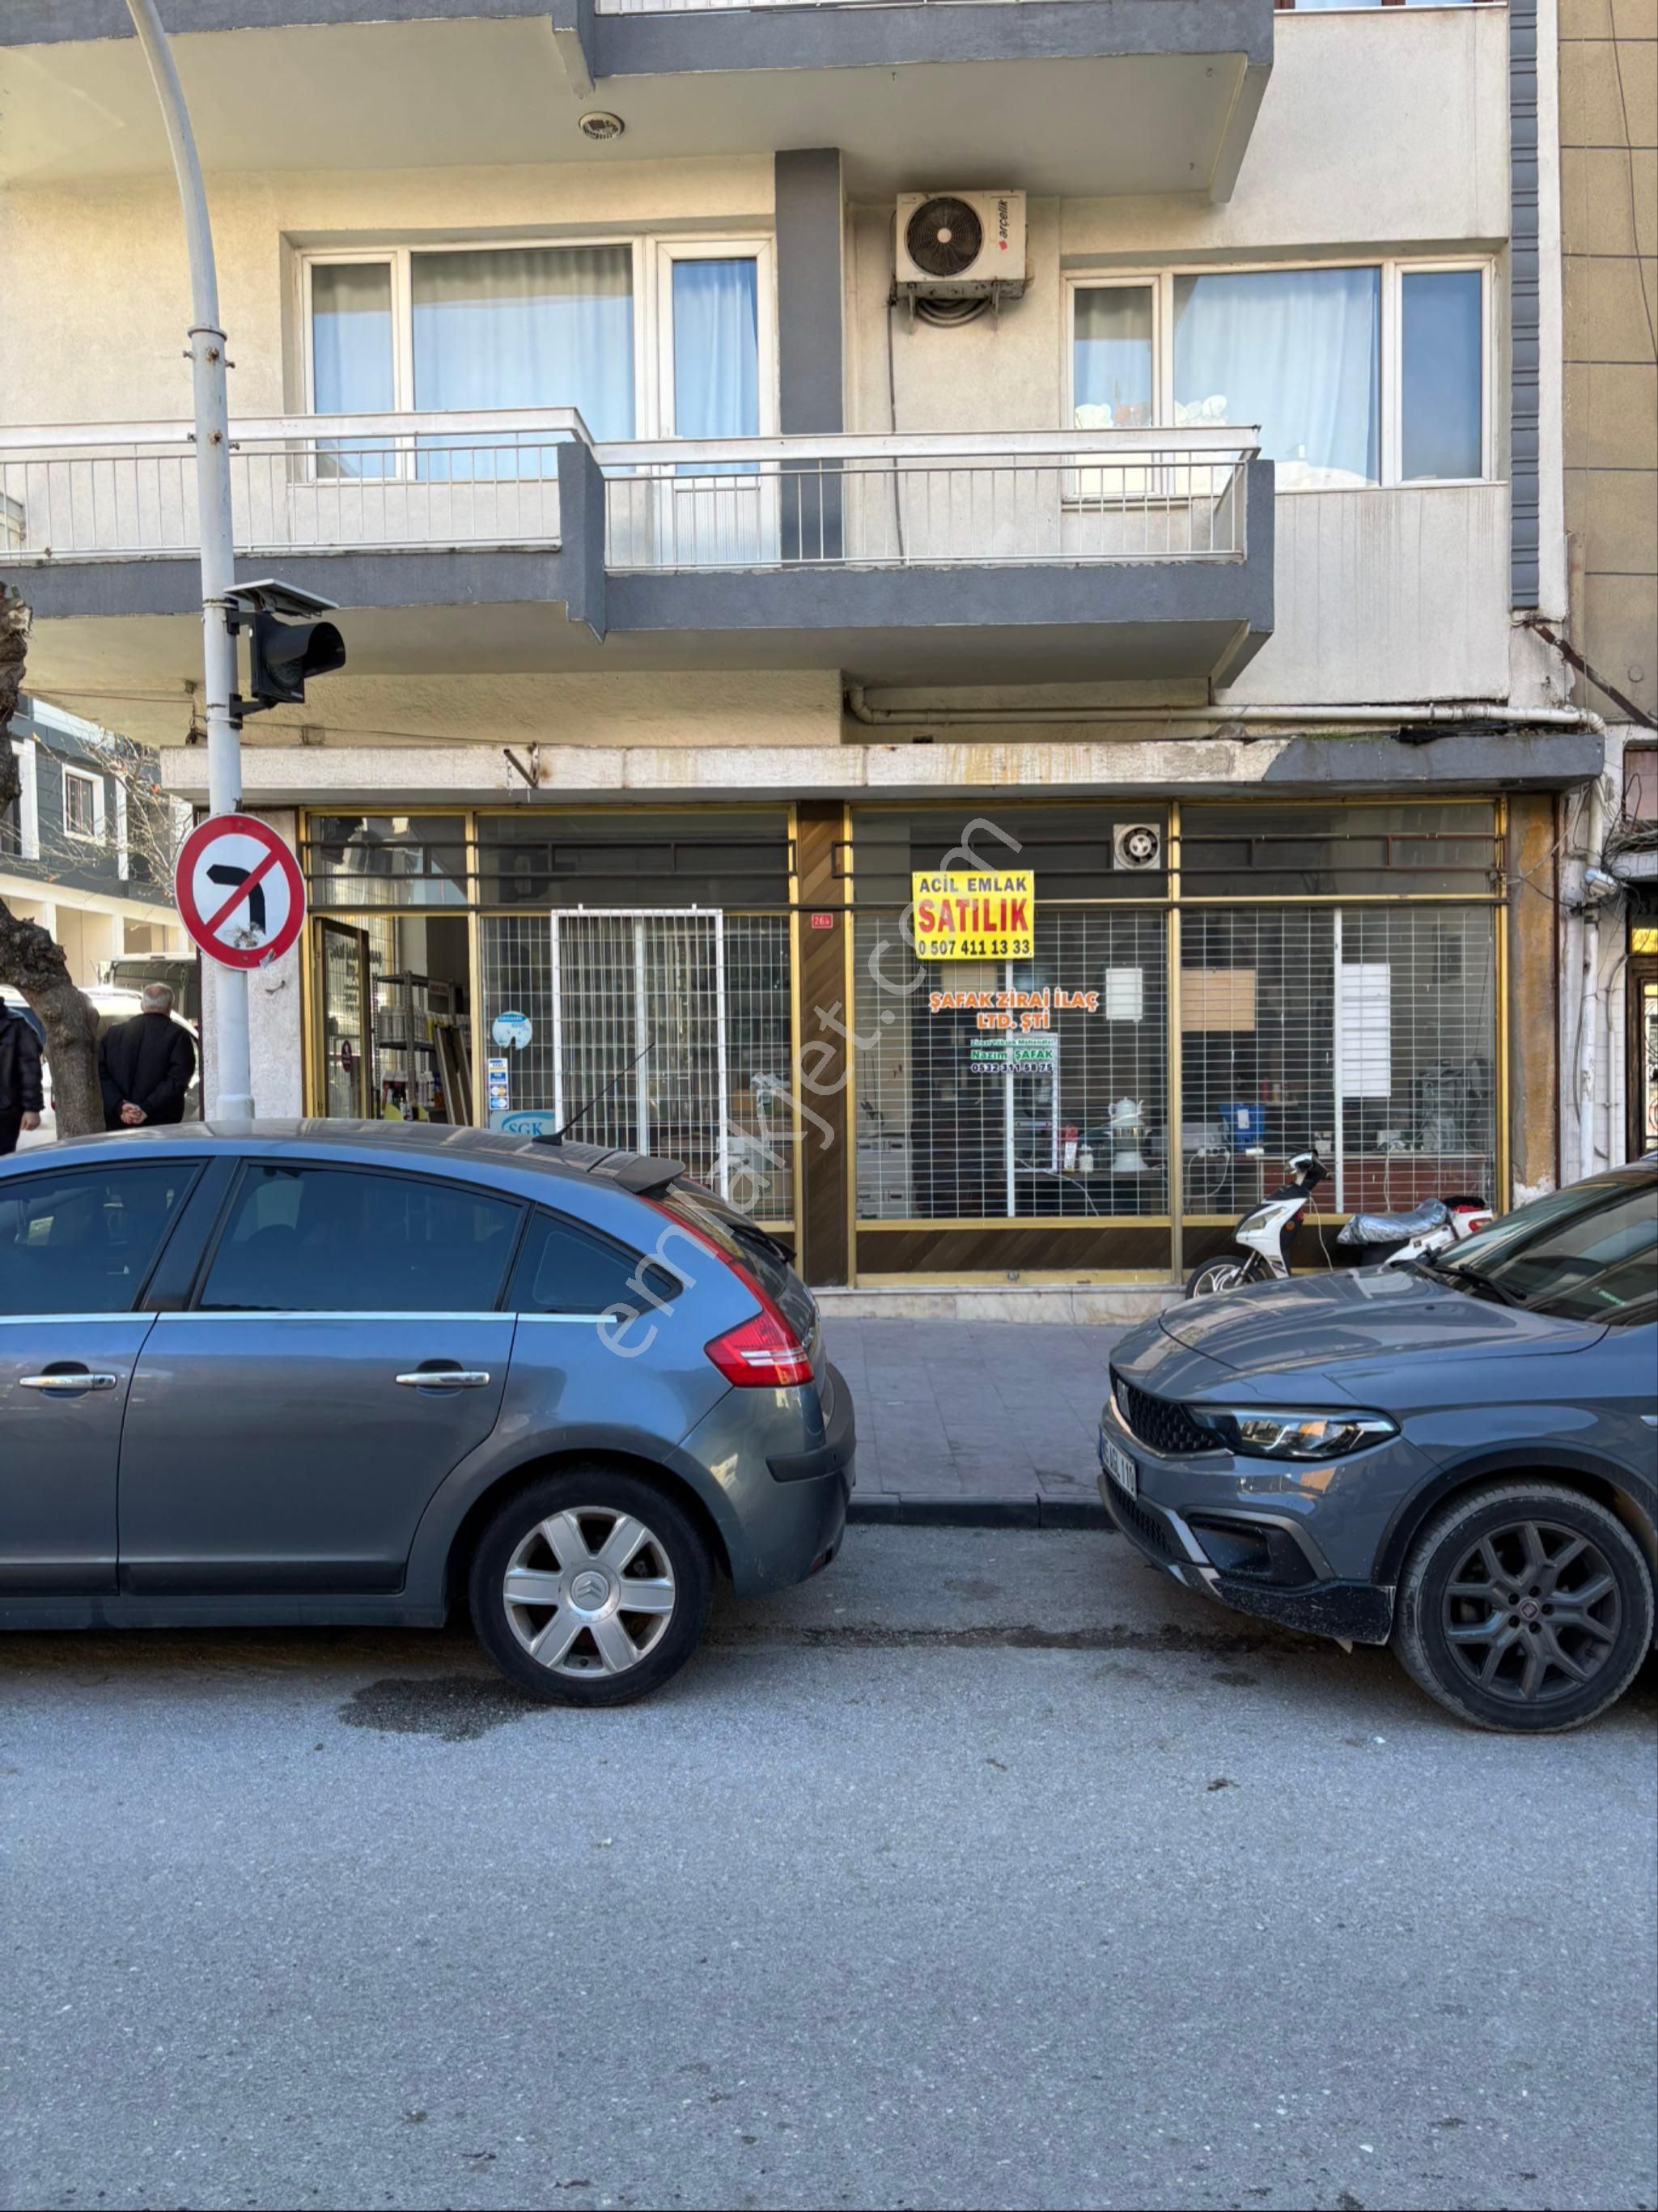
left=1112, top=1372, right=1219, bottom=1458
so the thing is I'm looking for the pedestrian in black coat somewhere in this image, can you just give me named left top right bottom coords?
left=98, top=983, right=197, bottom=1130
left=0, top=1001, right=45, bottom=1155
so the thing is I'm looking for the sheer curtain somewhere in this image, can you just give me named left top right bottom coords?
left=1173, top=266, right=1380, bottom=488
left=411, top=244, right=634, bottom=477
left=672, top=258, right=759, bottom=458
left=1072, top=286, right=1154, bottom=429
left=311, top=262, right=395, bottom=478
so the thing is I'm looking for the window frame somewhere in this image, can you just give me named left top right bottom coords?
left=1064, top=255, right=1495, bottom=490
left=299, top=233, right=778, bottom=446
left=193, top=1158, right=528, bottom=1317
left=60, top=763, right=106, bottom=843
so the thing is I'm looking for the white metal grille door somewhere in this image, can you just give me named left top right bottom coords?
left=550, top=911, right=727, bottom=1191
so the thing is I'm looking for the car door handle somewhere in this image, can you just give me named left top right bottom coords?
left=394, top=1369, right=492, bottom=1389
left=19, top=1369, right=120, bottom=1394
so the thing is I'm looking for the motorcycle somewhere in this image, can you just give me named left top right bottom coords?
left=1185, top=1153, right=1492, bottom=1299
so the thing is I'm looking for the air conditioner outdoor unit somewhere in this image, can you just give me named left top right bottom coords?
left=1113, top=822, right=1163, bottom=872
left=894, top=192, right=1027, bottom=302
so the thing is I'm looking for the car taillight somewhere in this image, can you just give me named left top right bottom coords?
left=640, top=1194, right=815, bottom=1388
left=705, top=1308, right=815, bottom=1388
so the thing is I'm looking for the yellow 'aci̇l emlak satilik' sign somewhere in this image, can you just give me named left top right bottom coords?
left=910, top=870, right=1035, bottom=961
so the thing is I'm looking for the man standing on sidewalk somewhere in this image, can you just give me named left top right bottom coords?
left=99, top=983, right=197, bottom=1131
left=0, top=1000, right=44, bottom=1156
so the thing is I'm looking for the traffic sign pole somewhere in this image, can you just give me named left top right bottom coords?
left=125, top=0, right=253, bottom=1119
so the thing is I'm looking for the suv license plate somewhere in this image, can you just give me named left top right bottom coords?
left=1102, top=1436, right=1139, bottom=1497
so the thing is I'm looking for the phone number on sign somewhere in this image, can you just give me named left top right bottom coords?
left=923, top=934, right=1034, bottom=960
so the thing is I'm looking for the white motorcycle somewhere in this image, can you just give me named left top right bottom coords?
left=1185, top=1152, right=1492, bottom=1299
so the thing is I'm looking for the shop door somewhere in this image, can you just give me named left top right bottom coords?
left=316, top=920, right=371, bottom=1118
left=550, top=910, right=728, bottom=1192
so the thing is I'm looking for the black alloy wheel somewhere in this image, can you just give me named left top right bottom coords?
left=1393, top=1482, right=1654, bottom=1732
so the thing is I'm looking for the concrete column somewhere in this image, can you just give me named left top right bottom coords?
left=1507, top=791, right=1559, bottom=1202
left=775, top=149, right=845, bottom=435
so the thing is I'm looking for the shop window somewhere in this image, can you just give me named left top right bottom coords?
left=1180, top=906, right=1496, bottom=1217
left=200, top=1165, right=521, bottom=1314
left=477, top=809, right=791, bottom=910
left=479, top=907, right=795, bottom=1221
left=304, top=815, right=469, bottom=910
left=853, top=907, right=1170, bottom=1222
left=854, top=805, right=1167, bottom=905
left=1181, top=802, right=1498, bottom=898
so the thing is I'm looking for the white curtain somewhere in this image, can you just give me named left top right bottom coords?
left=1072, top=286, right=1154, bottom=430
left=311, top=263, right=395, bottom=478
left=412, top=244, right=634, bottom=476
left=1173, top=266, right=1380, bottom=488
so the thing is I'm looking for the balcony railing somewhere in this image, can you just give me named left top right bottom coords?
left=0, top=414, right=1256, bottom=573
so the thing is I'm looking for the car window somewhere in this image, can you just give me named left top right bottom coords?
left=0, top=1163, right=197, bottom=1316
left=507, top=1210, right=680, bottom=1319
left=1443, top=1177, right=1658, bottom=1319
left=200, top=1164, right=521, bottom=1314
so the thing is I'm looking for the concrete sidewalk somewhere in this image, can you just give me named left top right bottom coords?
left=823, top=1318, right=1126, bottom=1529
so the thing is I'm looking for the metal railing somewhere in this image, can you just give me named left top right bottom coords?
left=0, top=414, right=1254, bottom=571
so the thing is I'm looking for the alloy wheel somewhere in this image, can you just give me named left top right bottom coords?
left=502, top=1507, right=677, bottom=1679
left=1440, top=1518, right=1622, bottom=1707
left=1188, top=1259, right=1245, bottom=1298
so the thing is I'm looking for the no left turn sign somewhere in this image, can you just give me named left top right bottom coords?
left=174, top=814, right=306, bottom=970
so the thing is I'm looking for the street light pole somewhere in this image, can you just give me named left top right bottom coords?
left=123, top=0, right=254, bottom=1119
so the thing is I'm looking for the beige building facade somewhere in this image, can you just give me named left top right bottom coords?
left=0, top=0, right=1620, bottom=1295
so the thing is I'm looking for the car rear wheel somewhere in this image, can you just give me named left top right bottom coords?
left=469, top=1469, right=714, bottom=1707
left=1393, top=1482, right=1654, bottom=1732
left=1185, top=1258, right=1250, bottom=1298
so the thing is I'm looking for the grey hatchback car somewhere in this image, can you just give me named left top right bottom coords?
left=1100, top=1161, right=1657, bottom=1730
left=0, top=1123, right=854, bottom=1705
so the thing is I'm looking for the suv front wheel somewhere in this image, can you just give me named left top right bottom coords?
left=1393, top=1480, right=1654, bottom=1732
left=469, top=1468, right=715, bottom=1707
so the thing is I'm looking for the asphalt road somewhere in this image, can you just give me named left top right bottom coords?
left=3, top=1527, right=1655, bottom=2212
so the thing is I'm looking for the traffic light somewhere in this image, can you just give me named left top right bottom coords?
left=241, top=610, right=346, bottom=713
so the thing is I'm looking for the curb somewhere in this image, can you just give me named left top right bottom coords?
left=847, top=1493, right=1114, bottom=1532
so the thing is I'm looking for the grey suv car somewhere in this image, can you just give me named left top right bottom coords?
left=0, top=1123, right=853, bottom=1705
left=1100, top=1161, right=1657, bottom=1730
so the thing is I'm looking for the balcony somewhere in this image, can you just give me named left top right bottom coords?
left=1, top=1, right=1273, bottom=201
left=1, top=412, right=1273, bottom=709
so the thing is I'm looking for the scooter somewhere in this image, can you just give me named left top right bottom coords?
left=1185, top=1151, right=1329, bottom=1298
left=1185, top=1156, right=1493, bottom=1298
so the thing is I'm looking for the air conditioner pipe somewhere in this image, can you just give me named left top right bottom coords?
left=844, top=686, right=1605, bottom=734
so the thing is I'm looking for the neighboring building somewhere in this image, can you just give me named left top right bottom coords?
left=1, top=695, right=191, bottom=987
left=1558, top=0, right=1657, bottom=1169
left=0, top=0, right=1611, bottom=1300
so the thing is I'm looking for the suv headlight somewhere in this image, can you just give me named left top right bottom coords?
left=1195, top=1408, right=1398, bottom=1460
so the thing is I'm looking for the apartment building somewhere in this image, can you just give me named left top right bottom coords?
left=0, top=0, right=1605, bottom=1297
left=1, top=695, right=191, bottom=989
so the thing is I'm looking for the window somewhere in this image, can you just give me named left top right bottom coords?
left=305, top=238, right=774, bottom=451
left=0, top=1163, right=195, bottom=1316
left=1070, top=261, right=1489, bottom=489
left=200, top=1165, right=521, bottom=1313
left=61, top=766, right=104, bottom=842
left=508, top=1211, right=680, bottom=1319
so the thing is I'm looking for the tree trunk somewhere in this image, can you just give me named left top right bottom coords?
left=0, top=583, right=105, bottom=1137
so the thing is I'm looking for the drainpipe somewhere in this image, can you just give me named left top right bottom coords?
left=1577, top=777, right=1608, bottom=1182
left=844, top=688, right=1605, bottom=733
left=123, top=0, right=252, bottom=1119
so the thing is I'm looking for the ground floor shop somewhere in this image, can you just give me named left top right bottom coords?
left=288, top=791, right=1528, bottom=1289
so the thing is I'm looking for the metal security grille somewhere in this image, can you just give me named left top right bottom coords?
left=481, top=914, right=559, bottom=1116
left=722, top=914, right=795, bottom=1222
left=853, top=908, right=1168, bottom=1220
left=551, top=912, right=727, bottom=1188
left=1181, top=906, right=1496, bottom=1214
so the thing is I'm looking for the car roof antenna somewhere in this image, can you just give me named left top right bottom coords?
left=534, top=1038, right=653, bottom=1148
